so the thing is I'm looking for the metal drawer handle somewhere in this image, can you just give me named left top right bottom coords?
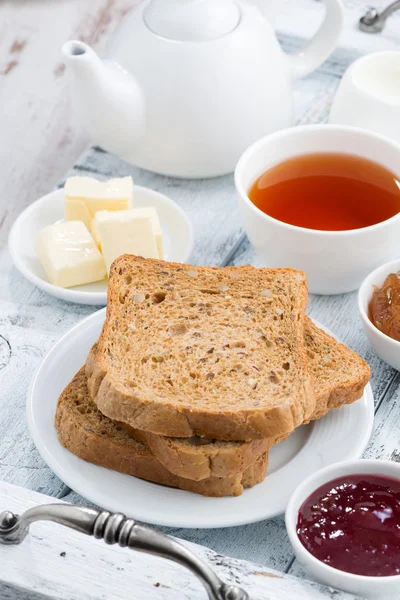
left=0, top=504, right=248, bottom=600
left=359, top=1, right=400, bottom=33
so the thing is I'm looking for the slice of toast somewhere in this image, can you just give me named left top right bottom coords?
left=304, top=317, right=370, bottom=422
left=55, top=368, right=268, bottom=497
left=118, top=318, right=370, bottom=478
left=87, top=256, right=314, bottom=441
left=88, top=313, right=370, bottom=482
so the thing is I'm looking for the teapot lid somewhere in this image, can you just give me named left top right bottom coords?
left=143, top=0, right=241, bottom=42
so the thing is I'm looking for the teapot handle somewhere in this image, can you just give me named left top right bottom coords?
left=286, top=0, right=344, bottom=79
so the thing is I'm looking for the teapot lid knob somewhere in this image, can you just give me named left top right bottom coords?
left=143, top=0, right=241, bottom=42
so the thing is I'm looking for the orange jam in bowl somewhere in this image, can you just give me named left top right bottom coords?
left=369, top=272, right=400, bottom=342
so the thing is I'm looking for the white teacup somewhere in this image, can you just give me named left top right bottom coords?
left=329, top=51, right=400, bottom=145
left=235, top=124, right=400, bottom=295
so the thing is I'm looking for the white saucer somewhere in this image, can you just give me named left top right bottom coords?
left=27, top=310, right=374, bottom=529
left=9, top=187, right=194, bottom=306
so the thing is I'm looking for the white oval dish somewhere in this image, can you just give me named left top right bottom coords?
left=286, top=459, right=400, bottom=599
left=27, top=309, right=374, bottom=529
left=358, top=258, right=400, bottom=371
left=9, top=186, right=194, bottom=306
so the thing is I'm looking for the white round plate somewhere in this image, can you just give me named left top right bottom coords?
left=27, top=310, right=374, bottom=529
left=9, top=187, right=194, bottom=306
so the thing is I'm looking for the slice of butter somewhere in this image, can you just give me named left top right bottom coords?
left=35, top=221, right=106, bottom=288
left=64, top=176, right=133, bottom=229
left=94, top=211, right=159, bottom=273
left=92, top=207, right=164, bottom=259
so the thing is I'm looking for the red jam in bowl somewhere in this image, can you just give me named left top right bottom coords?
left=297, top=474, right=400, bottom=577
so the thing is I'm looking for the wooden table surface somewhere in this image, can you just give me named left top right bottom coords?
left=0, top=0, right=400, bottom=597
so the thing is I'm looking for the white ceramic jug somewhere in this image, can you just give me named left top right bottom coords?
left=62, top=0, right=343, bottom=178
left=329, top=51, right=400, bottom=146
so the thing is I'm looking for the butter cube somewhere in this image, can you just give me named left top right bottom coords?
left=127, top=207, right=163, bottom=259
left=35, top=221, right=106, bottom=288
left=64, top=176, right=133, bottom=229
left=92, top=207, right=164, bottom=259
left=93, top=211, right=159, bottom=273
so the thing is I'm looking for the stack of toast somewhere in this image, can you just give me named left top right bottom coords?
left=55, top=256, right=370, bottom=497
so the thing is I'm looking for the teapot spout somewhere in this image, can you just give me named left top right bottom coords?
left=62, top=41, right=145, bottom=156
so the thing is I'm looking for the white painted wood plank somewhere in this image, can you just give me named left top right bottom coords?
left=66, top=485, right=294, bottom=573
left=278, top=0, right=400, bottom=55
left=0, top=249, right=94, bottom=496
left=0, top=0, right=135, bottom=497
left=0, top=0, right=136, bottom=248
left=0, top=481, right=361, bottom=600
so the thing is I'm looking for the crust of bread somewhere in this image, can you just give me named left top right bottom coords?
left=55, top=369, right=268, bottom=497
left=121, top=423, right=272, bottom=481
left=87, top=256, right=314, bottom=441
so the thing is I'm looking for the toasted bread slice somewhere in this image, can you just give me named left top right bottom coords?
left=88, top=314, right=370, bottom=481
left=55, top=368, right=268, bottom=497
left=88, top=344, right=273, bottom=481
left=120, top=424, right=272, bottom=481
left=118, top=318, right=370, bottom=478
left=304, top=317, right=370, bottom=422
left=87, top=257, right=314, bottom=441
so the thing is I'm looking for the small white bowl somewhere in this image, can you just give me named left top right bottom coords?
left=9, top=186, right=194, bottom=306
left=286, top=459, right=400, bottom=599
left=358, top=259, right=400, bottom=370
left=235, top=124, right=400, bottom=295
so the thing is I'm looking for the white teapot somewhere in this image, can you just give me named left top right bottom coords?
left=62, top=0, right=343, bottom=178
